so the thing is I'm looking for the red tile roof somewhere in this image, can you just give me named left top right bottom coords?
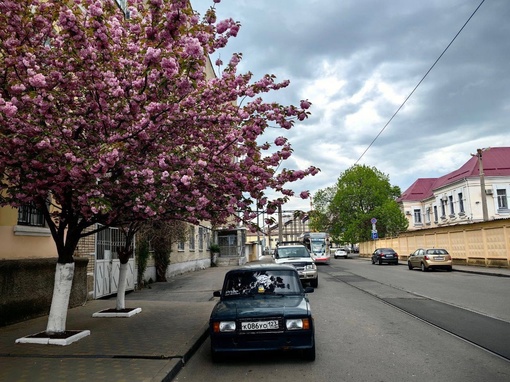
left=398, top=147, right=510, bottom=202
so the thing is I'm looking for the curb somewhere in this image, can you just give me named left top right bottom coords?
left=453, top=268, right=510, bottom=278
left=161, top=323, right=210, bottom=382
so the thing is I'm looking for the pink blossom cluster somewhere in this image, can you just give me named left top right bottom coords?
left=0, top=0, right=319, bottom=259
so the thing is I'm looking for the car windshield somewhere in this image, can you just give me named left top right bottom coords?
left=381, top=249, right=394, bottom=254
left=223, top=270, right=302, bottom=298
left=277, top=247, right=308, bottom=258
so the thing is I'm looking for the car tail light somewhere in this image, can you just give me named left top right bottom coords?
left=424, top=255, right=429, bottom=260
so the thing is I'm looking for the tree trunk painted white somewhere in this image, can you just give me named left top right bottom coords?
left=46, top=262, right=75, bottom=334
left=116, top=262, right=128, bottom=310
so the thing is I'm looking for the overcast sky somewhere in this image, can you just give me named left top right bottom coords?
left=192, top=0, right=509, bottom=212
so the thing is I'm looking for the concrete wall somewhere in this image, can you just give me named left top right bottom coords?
left=166, top=258, right=211, bottom=278
left=359, top=218, right=510, bottom=268
left=0, top=257, right=89, bottom=327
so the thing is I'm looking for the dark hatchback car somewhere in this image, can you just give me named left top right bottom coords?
left=371, top=248, right=399, bottom=265
left=209, top=264, right=315, bottom=362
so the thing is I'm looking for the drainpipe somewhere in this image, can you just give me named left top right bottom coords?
left=475, top=148, right=489, bottom=222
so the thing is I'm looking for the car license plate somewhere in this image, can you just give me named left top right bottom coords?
left=434, top=256, right=444, bottom=261
left=241, top=320, right=279, bottom=331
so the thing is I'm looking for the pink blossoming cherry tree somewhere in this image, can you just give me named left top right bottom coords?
left=0, top=0, right=318, bottom=336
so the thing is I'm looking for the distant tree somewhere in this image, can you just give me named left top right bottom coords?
left=0, top=0, right=318, bottom=335
left=140, top=220, right=188, bottom=282
left=322, top=165, right=407, bottom=244
left=308, top=186, right=336, bottom=233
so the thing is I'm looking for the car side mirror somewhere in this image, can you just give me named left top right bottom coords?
left=304, top=286, right=314, bottom=293
left=213, top=290, right=221, bottom=297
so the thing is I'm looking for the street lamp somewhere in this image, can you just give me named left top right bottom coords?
left=471, top=148, right=490, bottom=222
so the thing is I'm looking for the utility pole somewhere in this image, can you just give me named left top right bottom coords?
left=472, top=148, right=489, bottom=221
left=278, top=204, right=283, bottom=243
left=256, top=206, right=260, bottom=259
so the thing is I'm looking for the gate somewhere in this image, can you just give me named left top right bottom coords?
left=94, top=226, right=136, bottom=299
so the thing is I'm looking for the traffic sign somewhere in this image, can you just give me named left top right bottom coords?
left=372, top=232, right=378, bottom=239
left=371, top=218, right=377, bottom=224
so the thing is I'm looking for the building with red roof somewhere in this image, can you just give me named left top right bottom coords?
left=398, top=147, right=510, bottom=230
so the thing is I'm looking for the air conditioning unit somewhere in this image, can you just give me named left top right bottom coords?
left=485, top=189, right=493, bottom=195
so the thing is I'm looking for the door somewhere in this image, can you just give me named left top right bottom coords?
left=94, top=226, right=136, bottom=299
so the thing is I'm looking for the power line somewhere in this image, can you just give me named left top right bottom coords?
left=354, top=0, right=486, bottom=165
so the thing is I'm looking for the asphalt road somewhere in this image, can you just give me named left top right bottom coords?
left=174, top=259, right=510, bottom=382
left=322, top=260, right=510, bottom=360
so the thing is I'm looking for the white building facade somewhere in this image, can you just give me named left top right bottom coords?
left=399, top=147, right=510, bottom=231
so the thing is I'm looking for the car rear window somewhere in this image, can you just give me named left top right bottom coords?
left=426, top=249, right=448, bottom=255
left=277, top=247, right=308, bottom=258
left=223, top=270, right=302, bottom=297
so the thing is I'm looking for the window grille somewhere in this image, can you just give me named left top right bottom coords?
left=17, top=204, right=45, bottom=227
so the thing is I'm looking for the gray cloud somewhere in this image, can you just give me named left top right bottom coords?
left=193, top=0, right=510, bottom=210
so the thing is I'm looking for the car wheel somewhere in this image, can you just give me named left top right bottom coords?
left=421, top=263, right=427, bottom=272
left=302, top=344, right=316, bottom=361
left=371, top=257, right=375, bottom=264
left=378, top=259, right=382, bottom=265
left=447, top=266, right=453, bottom=272
left=408, top=262, right=413, bottom=270
left=310, top=277, right=318, bottom=288
left=344, top=255, right=348, bottom=259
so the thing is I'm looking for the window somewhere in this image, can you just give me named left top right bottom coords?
left=433, top=206, right=438, bottom=222
left=198, top=227, right=204, bottom=251
left=413, top=209, right=422, bottom=224
left=441, top=199, right=446, bottom=218
left=189, top=226, right=195, bottom=251
left=17, top=204, right=45, bottom=227
left=497, top=189, right=508, bottom=210
left=425, top=208, right=431, bottom=224
left=177, top=240, right=185, bottom=251
left=458, top=192, right=465, bottom=213
left=449, top=195, right=454, bottom=215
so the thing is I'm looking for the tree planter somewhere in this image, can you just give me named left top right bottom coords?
left=14, top=259, right=91, bottom=345
left=16, top=330, right=90, bottom=346
left=92, top=307, right=142, bottom=318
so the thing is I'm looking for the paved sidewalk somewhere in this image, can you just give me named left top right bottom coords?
left=452, top=263, right=510, bottom=277
left=0, top=262, right=240, bottom=382
left=0, top=257, right=508, bottom=382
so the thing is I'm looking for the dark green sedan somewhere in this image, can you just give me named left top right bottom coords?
left=209, top=264, right=315, bottom=362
